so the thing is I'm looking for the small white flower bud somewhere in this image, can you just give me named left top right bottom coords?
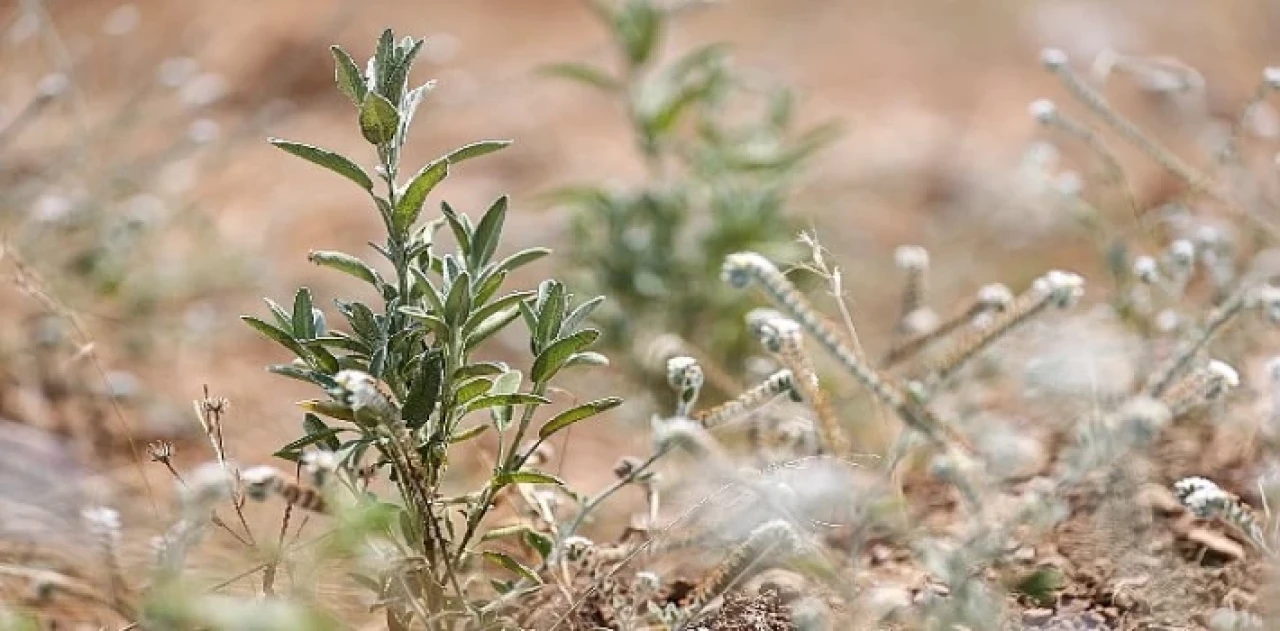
left=1265, top=67, right=1280, bottom=91
left=1040, top=48, right=1069, bottom=70
left=1029, top=99, right=1058, bottom=124
left=1132, top=255, right=1160, bottom=283
left=893, top=245, right=929, bottom=271
left=976, top=283, right=1014, bottom=311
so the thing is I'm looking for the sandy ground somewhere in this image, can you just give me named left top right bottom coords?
left=3, top=0, right=1280, bottom=626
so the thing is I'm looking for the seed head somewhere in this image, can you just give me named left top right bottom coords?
left=1168, top=239, right=1196, bottom=268
left=977, top=283, right=1014, bottom=311
left=1039, top=48, right=1069, bottom=70
left=1132, top=256, right=1160, bottom=283
left=1266, top=357, right=1280, bottom=383
left=1032, top=270, right=1086, bottom=307
left=722, top=252, right=773, bottom=288
left=1029, top=98, right=1058, bottom=124
left=665, top=356, right=702, bottom=391
left=563, top=536, right=595, bottom=563
left=893, top=245, right=929, bottom=271
left=1265, top=67, right=1280, bottom=91
left=1174, top=476, right=1229, bottom=518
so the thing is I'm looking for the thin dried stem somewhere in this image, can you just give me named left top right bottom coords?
left=1143, top=285, right=1253, bottom=397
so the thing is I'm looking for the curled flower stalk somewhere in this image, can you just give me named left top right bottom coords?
left=1159, top=359, right=1239, bottom=419
left=921, top=270, right=1084, bottom=389
left=723, top=252, right=967, bottom=451
left=1174, top=476, right=1274, bottom=556
left=881, top=283, right=1013, bottom=368
left=695, top=368, right=796, bottom=429
left=747, top=312, right=849, bottom=457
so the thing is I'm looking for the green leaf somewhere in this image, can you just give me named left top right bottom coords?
left=524, top=530, right=553, bottom=560
left=449, top=423, right=489, bottom=444
left=464, top=306, right=521, bottom=351
left=539, top=397, right=622, bottom=439
left=307, top=343, right=341, bottom=374
left=303, top=413, right=343, bottom=451
left=308, top=250, right=383, bottom=288
left=454, top=377, right=494, bottom=406
left=494, top=247, right=551, bottom=274
left=490, top=370, right=523, bottom=395
left=330, top=45, right=367, bottom=105
left=463, top=393, right=550, bottom=415
left=398, top=307, right=450, bottom=340
left=440, top=202, right=472, bottom=255
left=532, top=329, right=600, bottom=383
left=242, top=316, right=307, bottom=358
left=539, top=62, right=620, bottom=91
left=481, top=524, right=535, bottom=543
left=402, top=352, right=443, bottom=425
left=617, top=0, right=663, bottom=68
left=444, top=140, right=512, bottom=165
left=400, top=81, right=436, bottom=133
left=263, top=297, right=293, bottom=332
left=293, top=288, right=316, bottom=340
left=489, top=370, right=523, bottom=430
left=468, top=196, right=508, bottom=271
left=494, top=470, right=563, bottom=487
left=562, top=295, right=605, bottom=334
left=395, top=159, right=448, bottom=233
left=564, top=351, right=610, bottom=369
left=359, top=92, right=400, bottom=145
left=464, top=290, right=534, bottom=335
left=268, top=363, right=337, bottom=388
left=298, top=399, right=358, bottom=424
left=409, top=266, right=446, bottom=315
left=481, top=551, right=541, bottom=584
left=269, top=139, right=374, bottom=191
left=275, top=418, right=345, bottom=461
left=453, top=362, right=508, bottom=381
left=471, top=270, right=507, bottom=310
left=443, top=271, right=472, bottom=326
left=534, top=281, right=566, bottom=348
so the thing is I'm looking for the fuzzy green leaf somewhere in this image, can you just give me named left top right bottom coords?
left=463, top=393, right=550, bottom=415
left=534, top=281, right=566, bottom=348
left=395, top=159, right=448, bottom=233
left=532, top=329, right=600, bottom=383
left=402, top=352, right=443, bottom=426
left=449, top=423, right=489, bottom=444
left=494, top=470, right=563, bottom=487
left=308, top=250, right=382, bottom=288
left=330, top=45, right=367, bottom=105
left=269, top=139, right=374, bottom=191
left=444, top=271, right=473, bottom=326
left=494, top=247, right=551, bottom=274
left=454, top=377, right=494, bottom=407
left=243, top=316, right=307, bottom=358
left=444, top=140, right=512, bottom=165
left=540, top=62, right=620, bottom=91
left=468, top=196, right=508, bottom=271
left=464, top=306, right=521, bottom=351
left=539, top=397, right=622, bottom=439
left=482, top=551, right=542, bottom=584
left=298, top=399, right=358, bottom=424
left=464, top=290, right=534, bottom=335
left=359, top=92, right=400, bottom=145
left=292, top=288, right=316, bottom=340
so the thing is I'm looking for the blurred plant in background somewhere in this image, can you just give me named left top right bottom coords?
left=543, top=0, right=839, bottom=394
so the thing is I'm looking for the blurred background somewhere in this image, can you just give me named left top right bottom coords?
left=2, top=0, right=1280, bottom=607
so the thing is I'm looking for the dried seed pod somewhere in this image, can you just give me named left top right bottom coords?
left=695, top=369, right=796, bottom=429
left=923, top=270, right=1084, bottom=387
